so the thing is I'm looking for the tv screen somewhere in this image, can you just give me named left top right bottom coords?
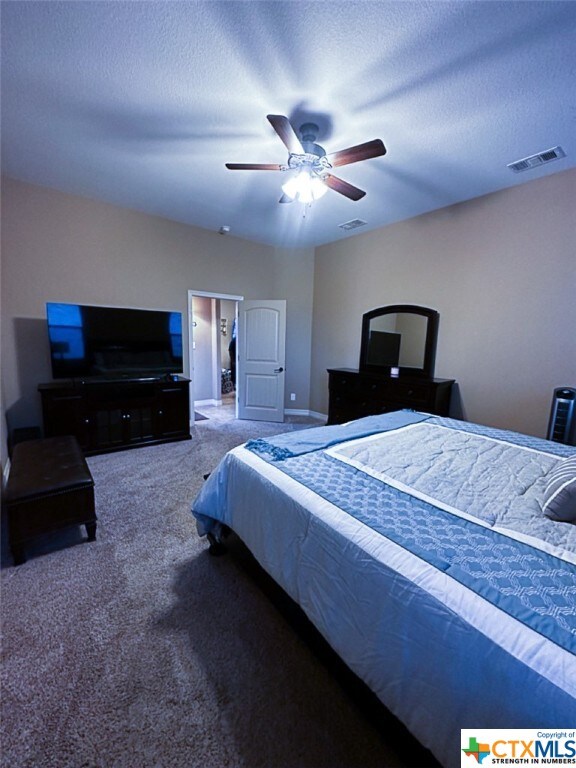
left=46, top=302, right=183, bottom=380
left=366, top=330, right=401, bottom=367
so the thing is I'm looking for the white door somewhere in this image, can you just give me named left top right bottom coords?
left=237, top=299, right=286, bottom=422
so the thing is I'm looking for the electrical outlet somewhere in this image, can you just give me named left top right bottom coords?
left=290, top=393, right=296, bottom=401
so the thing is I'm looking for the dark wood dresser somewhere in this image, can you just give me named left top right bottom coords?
left=327, top=368, right=454, bottom=425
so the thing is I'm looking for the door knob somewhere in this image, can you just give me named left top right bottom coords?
left=274, top=367, right=284, bottom=373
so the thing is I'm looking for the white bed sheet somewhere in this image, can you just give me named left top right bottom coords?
left=193, top=444, right=576, bottom=768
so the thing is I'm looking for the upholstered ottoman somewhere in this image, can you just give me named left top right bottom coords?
left=6, top=436, right=96, bottom=565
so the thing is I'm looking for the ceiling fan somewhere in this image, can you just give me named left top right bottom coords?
left=225, top=114, right=386, bottom=204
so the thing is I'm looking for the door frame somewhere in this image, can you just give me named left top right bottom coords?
left=187, top=290, right=244, bottom=424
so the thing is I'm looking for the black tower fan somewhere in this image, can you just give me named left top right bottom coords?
left=547, top=387, right=576, bottom=445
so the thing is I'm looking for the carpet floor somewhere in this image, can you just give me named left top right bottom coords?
left=1, top=403, right=438, bottom=768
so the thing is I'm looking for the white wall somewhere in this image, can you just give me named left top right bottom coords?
left=311, top=168, right=576, bottom=438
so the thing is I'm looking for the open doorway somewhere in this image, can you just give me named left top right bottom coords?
left=188, top=290, right=243, bottom=423
left=188, top=291, right=287, bottom=425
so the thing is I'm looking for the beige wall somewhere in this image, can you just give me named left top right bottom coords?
left=0, top=177, right=314, bottom=462
left=2, top=169, right=575, bottom=468
left=311, top=168, right=576, bottom=438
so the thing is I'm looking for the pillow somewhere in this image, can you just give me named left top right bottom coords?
left=542, top=455, right=576, bottom=522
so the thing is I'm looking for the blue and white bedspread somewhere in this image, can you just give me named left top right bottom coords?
left=192, top=411, right=576, bottom=768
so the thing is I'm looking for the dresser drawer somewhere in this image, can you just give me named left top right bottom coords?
left=328, top=400, right=395, bottom=425
left=327, top=369, right=455, bottom=425
left=329, top=372, right=366, bottom=395
left=330, top=373, right=387, bottom=398
left=384, top=380, right=430, bottom=404
left=331, top=391, right=389, bottom=413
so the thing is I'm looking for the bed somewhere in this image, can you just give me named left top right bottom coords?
left=191, top=410, right=576, bottom=768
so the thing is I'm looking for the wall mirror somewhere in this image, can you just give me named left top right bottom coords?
left=359, top=305, right=439, bottom=378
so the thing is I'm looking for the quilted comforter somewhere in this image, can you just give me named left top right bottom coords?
left=192, top=412, right=576, bottom=767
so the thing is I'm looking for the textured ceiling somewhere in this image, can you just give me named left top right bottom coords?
left=1, top=1, right=574, bottom=248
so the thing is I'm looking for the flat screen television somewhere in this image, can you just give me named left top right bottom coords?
left=366, top=330, right=401, bottom=367
left=46, top=302, right=183, bottom=381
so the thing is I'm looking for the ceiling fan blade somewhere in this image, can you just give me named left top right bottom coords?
left=327, top=139, right=386, bottom=168
left=267, top=114, right=304, bottom=155
left=279, top=193, right=294, bottom=204
left=225, top=163, right=283, bottom=170
left=323, top=174, right=366, bottom=201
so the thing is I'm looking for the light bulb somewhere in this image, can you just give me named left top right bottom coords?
left=281, top=170, right=327, bottom=202
left=299, top=182, right=314, bottom=204
left=310, top=175, right=328, bottom=199
left=281, top=174, right=301, bottom=200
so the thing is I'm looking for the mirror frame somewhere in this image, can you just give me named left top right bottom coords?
left=359, top=304, right=439, bottom=378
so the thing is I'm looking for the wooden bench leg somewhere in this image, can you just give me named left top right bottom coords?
left=85, top=521, right=97, bottom=541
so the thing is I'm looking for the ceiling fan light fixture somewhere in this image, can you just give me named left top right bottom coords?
left=226, top=114, right=384, bottom=203
left=281, top=170, right=327, bottom=203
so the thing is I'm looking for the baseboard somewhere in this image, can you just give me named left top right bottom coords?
left=194, top=398, right=222, bottom=407
left=285, top=408, right=327, bottom=421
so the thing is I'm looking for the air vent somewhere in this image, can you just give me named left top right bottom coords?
left=507, top=146, right=566, bottom=173
left=338, top=218, right=367, bottom=230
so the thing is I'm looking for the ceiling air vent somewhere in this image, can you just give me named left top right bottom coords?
left=507, top=146, right=566, bottom=173
left=338, top=218, right=367, bottom=230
